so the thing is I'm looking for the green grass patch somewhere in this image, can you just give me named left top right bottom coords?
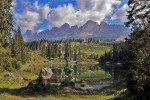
left=80, top=44, right=111, bottom=55
left=0, top=67, right=114, bottom=100
left=71, top=42, right=81, bottom=47
left=81, top=70, right=111, bottom=79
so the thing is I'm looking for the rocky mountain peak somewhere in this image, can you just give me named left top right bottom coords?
left=60, top=23, right=70, bottom=29
left=24, top=20, right=130, bottom=41
left=84, top=20, right=99, bottom=26
left=25, top=30, right=33, bottom=35
left=80, top=20, right=99, bottom=32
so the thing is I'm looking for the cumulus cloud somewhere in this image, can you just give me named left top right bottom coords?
left=12, top=0, right=16, bottom=7
left=14, top=1, right=50, bottom=31
left=48, top=0, right=121, bottom=27
left=11, top=0, right=17, bottom=11
left=111, top=4, right=129, bottom=22
left=32, top=1, right=50, bottom=19
left=15, top=10, right=41, bottom=31
left=48, top=4, right=78, bottom=27
left=14, top=0, right=122, bottom=31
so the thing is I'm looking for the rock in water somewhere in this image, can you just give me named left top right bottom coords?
left=39, top=67, right=53, bottom=79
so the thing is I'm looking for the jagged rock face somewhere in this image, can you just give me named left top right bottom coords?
left=80, top=20, right=99, bottom=32
left=24, top=20, right=130, bottom=41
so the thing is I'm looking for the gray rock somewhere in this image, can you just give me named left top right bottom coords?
left=39, top=67, right=53, bottom=79
left=4, top=73, right=15, bottom=78
left=17, top=76, right=24, bottom=80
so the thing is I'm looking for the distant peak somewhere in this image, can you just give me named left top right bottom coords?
left=87, top=20, right=95, bottom=23
left=100, top=21, right=107, bottom=25
left=51, top=27, right=58, bottom=30
left=70, top=25, right=78, bottom=29
left=82, top=20, right=99, bottom=28
left=86, top=20, right=98, bottom=24
left=61, top=23, right=70, bottom=28
left=25, top=30, right=33, bottom=35
left=26, top=30, right=32, bottom=33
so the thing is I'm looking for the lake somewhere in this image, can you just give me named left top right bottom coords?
left=46, top=64, right=114, bottom=90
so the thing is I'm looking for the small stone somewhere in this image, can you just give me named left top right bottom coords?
left=4, top=72, right=15, bottom=78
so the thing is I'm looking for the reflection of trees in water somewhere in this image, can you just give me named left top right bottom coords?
left=48, top=64, right=82, bottom=83
left=47, top=63, right=121, bottom=83
left=99, top=63, right=126, bottom=80
left=74, top=65, right=81, bottom=81
left=48, top=64, right=102, bottom=83
left=51, top=68, right=62, bottom=82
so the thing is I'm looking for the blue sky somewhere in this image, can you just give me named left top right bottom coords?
left=12, top=0, right=128, bottom=33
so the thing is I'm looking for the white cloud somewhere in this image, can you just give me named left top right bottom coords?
left=15, top=10, right=41, bottom=31
left=32, top=1, right=50, bottom=19
left=14, top=0, right=122, bottom=31
left=111, top=4, right=129, bottom=22
left=12, top=0, right=16, bottom=7
left=14, top=1, right=50, bottom=31
left=48, top=0, right=121, bottom=27
left=48, top=4, right=78, bottom=27
left=11, top=0, right=17, bottom=11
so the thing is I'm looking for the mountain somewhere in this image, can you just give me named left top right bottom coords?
left=23, top=20, right=130, bottom=41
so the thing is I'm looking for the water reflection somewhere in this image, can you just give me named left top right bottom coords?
left=48, top=64, right=112, bottom=83
left=37, top=63, right=125, bottom=90
left=99, top=63, right=126, bottom=80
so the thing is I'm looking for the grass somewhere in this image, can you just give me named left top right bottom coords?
left=0, top=91, right=114, bottom=100
left=0, top=65, right=114, bottom=100
left=0, top=75, right=115, bottom=100
left=71, top=42, right=111, bottom=55
left=80, top=59, right=99, bottom=64
left=0, top=73, right=126, bottom=100
left=0, top=42, right=115, bottom=99
left=81, top=70, right=111, bottom=79
left=71, top=42, right=81, bottom=47
left=80, top=44, right=111, bottom=55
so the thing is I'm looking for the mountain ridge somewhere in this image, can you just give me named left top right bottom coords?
left=23, top=20, right=130, bottom=41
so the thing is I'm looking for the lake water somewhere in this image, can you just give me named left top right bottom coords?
left=48, top=64, right=108, bottom=81
left=28, top=63, right=124, bottom=90
left=46, top=64, right=114, bottom=90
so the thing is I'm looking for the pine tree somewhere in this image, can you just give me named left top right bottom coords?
left=78, top=48, right=81, bottom=61
left=47, top=44, right=51, bottom=60
left=125, top=0, right=150, bottom=97
left=0, top=0, right=13, bottom=69
left=126, top=0, right=150, bottom=29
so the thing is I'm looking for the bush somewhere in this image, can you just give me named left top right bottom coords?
left=11, top=58, right=21, bottom=70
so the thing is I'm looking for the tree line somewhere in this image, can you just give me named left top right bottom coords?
left=0, top=0, right=30, bottom=70
left=26, top=40, right=81, bottom=63
left=100, top=42, right=128, bottom=63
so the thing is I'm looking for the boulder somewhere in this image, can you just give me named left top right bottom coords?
left=39, top=67, right=53, bottom=79
left=17, top=76, right=24, bottom=80
left=4, top=72, right=15, bottom=78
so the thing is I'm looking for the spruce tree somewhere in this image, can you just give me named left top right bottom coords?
left=126, top=0, right=150, bottom=96
left=0, top=0, right=13, bottom=69
left=12, top=26, right=23, bottom=61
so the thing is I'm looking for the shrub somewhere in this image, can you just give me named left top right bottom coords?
left=11, top=58, right=21, bottom=70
